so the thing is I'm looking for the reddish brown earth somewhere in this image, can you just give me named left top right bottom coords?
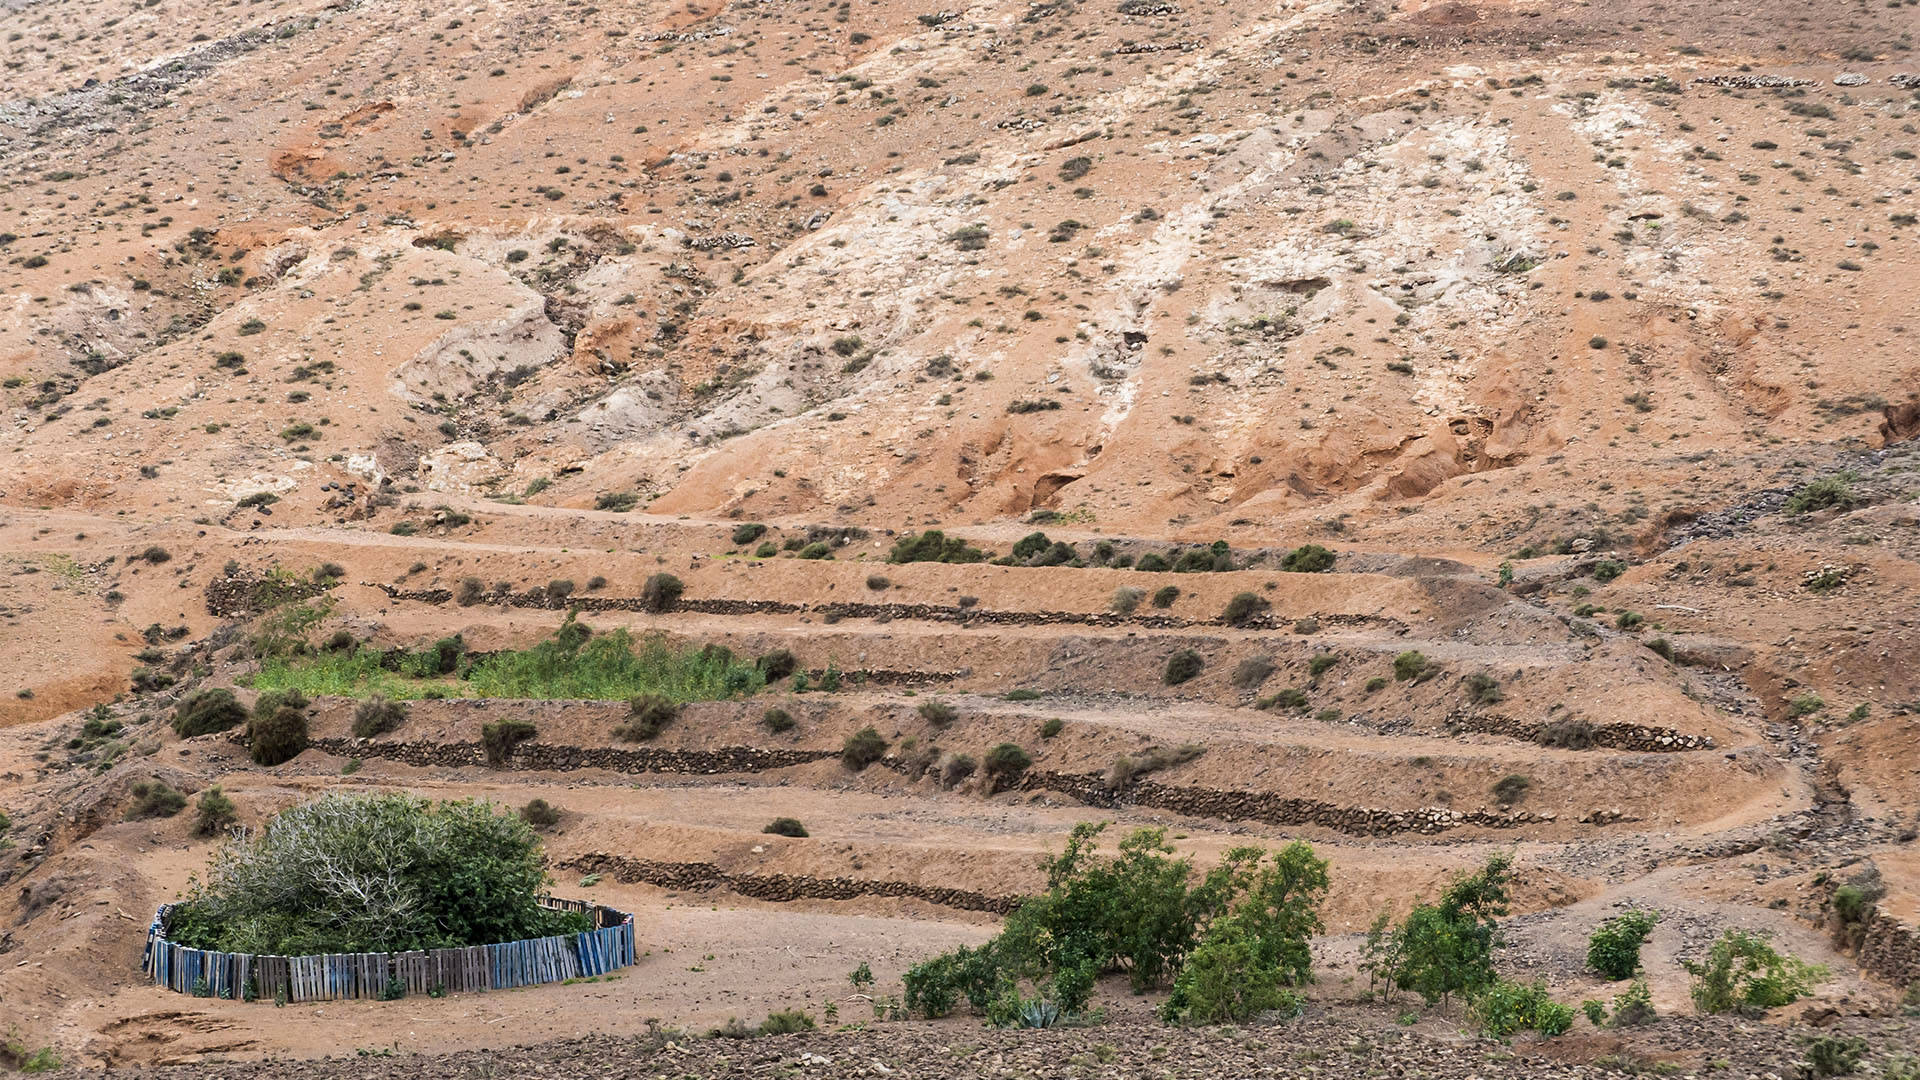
left=2, top=0, right=1918, bottom=1071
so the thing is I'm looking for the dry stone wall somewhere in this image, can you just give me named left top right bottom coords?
left=562, top=853, right=1020, bottom=914
left=364, top=582, right=1397, bottom=633
left=1018, top=770, right=1553, bottom=836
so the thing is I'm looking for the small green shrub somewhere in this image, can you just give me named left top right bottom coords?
left=1787, top=692, right=1824, bottom=718
left=1685, top=929, right=1824, bottom=1015
left=756, top=649, right=798, bottom=680
left=1230, top=657, right=1274, bottom=689
left=1150, top=585, right=1180, bottom=608
left=1393, top=651, right=1428, bottom=681
left=481, top=720, right=537, bottom=766
left=1785, top=473, right=1857, bottom=515
left=888, top=530, right=989, bottom=564
left=249, top=703, right=310, bottom=766
left=917, top=700, right=957, bottom=727
left=1040, top=718, right=1064, bottom=739
left=1280, top=544, right=1335, bottom=573
left=1801, top=1035, right=1868, bottom=1078
left=982, top=743, right=1033, bottom=789
left=1591, top=559, right=1627, bottom=582
left=172, top=689, right=250, bottom=737
left=731, top=522, right=768, bottom=546
left=194, top=786, right=238, bottom=836
left=1588, top=909, right=1659, bottom=980
left=127, top=779, right=187, bottom=820
left=1464, top=672, right=1503, bottom=705
left=1308, top=654, right=1338, bottom=679
left=1537, top=715, right=1594, bottom=749
left=1221, top=591, right=1269, bottom=627
left=1163, top=649, right=1203, bottom=685
left=762, top=707, right=795, bottom=733
left=842, top=727, right=887, bottom=770
left=1610, top=977, right=1656, bottom=1026
left=1110, top=586, right=1145, bottom=614
left=615, top=694, right=681, bottom=741
left=521, top=799, right=561, bottom=828
left=641, top=573, right=684, bottom=612
left=755, top=1009, right=815, bottom=1036
left=352, top=696, right=408, bottom=738
left=763, top=817, right=809, bottom=838
left=1468, top=980, right=1574, bottom=1039
left=1491, top=774, right=1530, bottom=806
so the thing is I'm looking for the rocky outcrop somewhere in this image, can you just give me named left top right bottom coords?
left=560, top=853, right=1020, bottom=914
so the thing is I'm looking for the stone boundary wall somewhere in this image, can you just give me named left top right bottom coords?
left=1016, top=770, right=1555, bottom=837
left=561, top=853, right=1020, bottom=914
left=1857, top=912, right=1920, bottom=989
left=298, top=735, right=1568, bottom=838
left=364, top=582, right=1395, bottom=633
left=305, top=736, right=837, bottom=774
left=1447, top=711, right=1715, bottom=752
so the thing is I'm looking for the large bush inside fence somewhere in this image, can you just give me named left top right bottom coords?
left=165, top=793, right=588, bottom=955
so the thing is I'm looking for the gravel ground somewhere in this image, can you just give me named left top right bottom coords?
left=74, top=1007, right=1920, bottom=1079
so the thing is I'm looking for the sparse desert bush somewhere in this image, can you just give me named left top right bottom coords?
left=1110, top=586, right=1145, bottom=614
left=1464, top=672, right=1503, bottom=705
left=1537, top=715, right=1595, bottom=749
left=756, top=649, right=798, bottom=681
left=456, top=577, right=486, bottom=606
left=520, top=798, right=561, bottom=829
left=842, top=727, right=887, bottom=770
left=194, top=786, right=238, bottom=836
left=481, top=720, right=537, bottom=766
left=1221, top=591, right=1269, bottom=627
left=352, top=696, right=408, bottom=738
left=940, top=753, right=977, bottom=789
left=1151, top=585, right=1180, bottom=608
left=1491, top=774, right=1531, bottom=806
left=917, top=700, right=957, bottom=727
left=1261, top=688, right=1310, bottom=713
left=982, top=743, right=1032, bottom=790
left=172, top=688, right=250, bottom=737
left=888, top=530, right=989, bottom=564
left=764, top=817, right=808, bottom=838
left=1785, top=473, right=1857, bottom=515
left=248, top=699, right=310, bottom=767
left=1280, top=544, right=1335, bottom=573
left=127, top=779, right=187, bottom=820
left=641, top=573, right=684, bottom=612
left=1393, top=651, right=1429, bottom=682
left=1163, top=649, right=1203, bottom=685
left=762, top=707, right=795, bottom=733
left=1230, top=657, right=1274, bottom=689
left=731, top=522, right=768, bottom=546
left=615, top=694, right=681, bottom=741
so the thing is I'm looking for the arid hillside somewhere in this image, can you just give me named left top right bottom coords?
left=1, top=0, right=1917, bottom=1072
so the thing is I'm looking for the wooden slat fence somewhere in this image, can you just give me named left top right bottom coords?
left=142, top=896, right=636, bottom=1001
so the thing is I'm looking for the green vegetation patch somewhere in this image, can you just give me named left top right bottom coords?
left=251, top=614, right=765, bottom=703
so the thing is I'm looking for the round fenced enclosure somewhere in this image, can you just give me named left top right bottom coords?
left=142, top=896, right=636, bottom=1002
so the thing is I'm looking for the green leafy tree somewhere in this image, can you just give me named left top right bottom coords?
left=1368, top=853, right=1513, bottom=1004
